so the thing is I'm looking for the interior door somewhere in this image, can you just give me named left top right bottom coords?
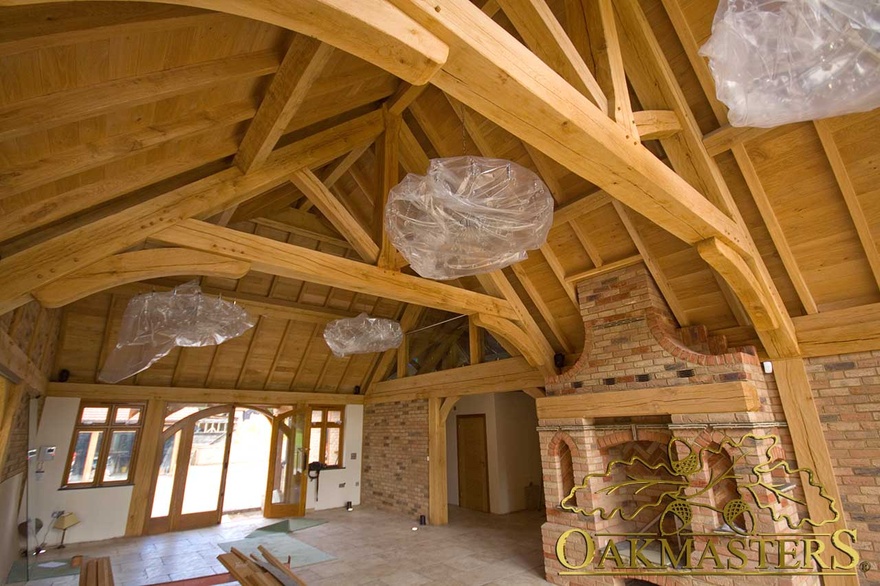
left=263, top=408, right=309, bottom=518
left=457, top=414, right=490, bottom=512
left=147, top=406, right=234, bottom=534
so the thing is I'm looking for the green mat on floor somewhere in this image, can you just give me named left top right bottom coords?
left=245, top=518, right=325, bottom=538
left=6, top=557, right=80, bottom=584
left=218, top=533, right=334, bottom=568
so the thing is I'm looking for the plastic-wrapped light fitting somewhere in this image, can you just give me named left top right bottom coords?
left=385, top=156, right=554, bottom=280
left=699, top=0, right=880, bottom=128
left=98, top=281, right=255, bottom=383
left=323, top=313, right=403, bottom=358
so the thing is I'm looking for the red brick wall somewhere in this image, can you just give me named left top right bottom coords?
left=807, top=351, right=880, bottom=584
left=361, top=399, right=429, bottom=519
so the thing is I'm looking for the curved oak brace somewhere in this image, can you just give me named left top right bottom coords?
left=0, top=0, right=448, bottom=86
left=471, top=313, right=547, bottom=369
left=696, top=237, right=779, bottom=332
left=33, top=248, right=251, bottom=308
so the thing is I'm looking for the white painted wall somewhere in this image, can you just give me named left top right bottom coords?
left=0, top=473, right=24, bottom=584
left=306, top=404, right=363, bottom=512
left=28, top=398, right=363, bottom=548
left=31, top=397, right=132, bottom=545
left=446, top=392, right=542, bottom=514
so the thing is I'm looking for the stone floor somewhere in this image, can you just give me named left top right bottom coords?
left=13, top=506, right=551, bottom=586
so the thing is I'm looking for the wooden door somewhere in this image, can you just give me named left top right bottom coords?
left=456, top=414, right=490, bottom=512
left=263, top=408, right=310, bottom=518
left=146, top=406, right=234, bottom=534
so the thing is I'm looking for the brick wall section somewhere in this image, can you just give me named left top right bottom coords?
left=361, top=399, right=429, bottom=519
left=807, top=351, right=880, bottom=584
left=0, top=301, right=61, bottom=481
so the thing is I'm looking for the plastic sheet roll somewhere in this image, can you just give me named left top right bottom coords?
left=98, top=281, right=255, bottom=383
left=323, top=313, right=403, bottom=358
left=700, top=0, right=880, bottom=128
left=385, top=156, right=554, bottom=280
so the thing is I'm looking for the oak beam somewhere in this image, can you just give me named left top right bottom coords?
left=46, top=382, right=365, bottom=406
left=368, top=356, right=544, bottom=403
left=773, top=359, right=849, bottom=539
left=112, top=281, right=358, bottom=325
left=125, top=397, right=166, bottom=536
left=388, top=0, right=750, bottom=257
left=235, top=36, right=335, bottom=173
left=33, top=249, right=251, bottom=309
left=153, top=219, right=518, bottom=320
left=0, top=110, right=385, bottom=315
left=704, top=125, right=772, bottom=157
left=428, top=396, right=449, bottom=524
left=696, top=238, right=779, bottom=331
left=536, top=381, right=760, bottom=420
left=496, top=0, right=607, bottom=112
left=794, top=302, right=880, bottom=358
left=290, top=169, right=379, bottom=262
left=376, top=108, right=402, bottom=268
left=634, top=110, right=681, bottom=140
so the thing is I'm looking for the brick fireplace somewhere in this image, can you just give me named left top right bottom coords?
left=538, top=264, right=816, bottom=586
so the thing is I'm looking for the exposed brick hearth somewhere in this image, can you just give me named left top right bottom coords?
left=538, top=264, right=809, bottom=586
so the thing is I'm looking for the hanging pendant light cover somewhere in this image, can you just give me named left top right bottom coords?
left=700, top=0, right=880, bottom=128
left=385, top=156, right=554, bottom=280
left=323, top=313, right=403, bottom=357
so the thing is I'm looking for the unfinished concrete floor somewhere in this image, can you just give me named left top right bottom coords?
left=13, top=506, right=551, bottom=586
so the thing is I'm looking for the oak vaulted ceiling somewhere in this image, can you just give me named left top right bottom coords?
left=0, top=0, right=878, bottom=395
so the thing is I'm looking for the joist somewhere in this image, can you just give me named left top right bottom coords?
left=0, top=110, right=385, bottom=316
left=551, top=191, right=611, bottom=228
left=47, top=382, right=365, bottom=406
left=254, top=207, right=351, bottom=249
left=535, top=381, right=760, bottom=420
left=814, top=120, right=880, bottom=290
left=565, top=254, right=642, bottom=284
left=33, top=249, right=251, bottom=309
left=368, top=356, right=544, bottom=403
left=703, top=124, right=773, bottom=157
left=290, top=169, right=379, bottom=262
left=234, top=37, right=335, bottom=173
left=0, top=101, right=255, bottom=200
left=495, top=0, right=607, bottom=112
left=0, top=50, right=280, bottom=142
left=594, top=0, right=636, bottom=137
left=509, top=264, right=574, bottom=354
left=153, top=219, right=518, bottom=320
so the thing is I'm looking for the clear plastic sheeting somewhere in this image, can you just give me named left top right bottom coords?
left=98, top=281, right=255, bottom=383
left=385, top=156, right=553, bottom=280
left=323, top=313, right=403, bottom=358
left=700, top=0, right=880, bottom=128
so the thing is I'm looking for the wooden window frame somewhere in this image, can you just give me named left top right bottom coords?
left=61, top=402, right=145, bottom=489
left=309, top=406, right=345, bottom=468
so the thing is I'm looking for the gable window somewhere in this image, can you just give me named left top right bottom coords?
left=62, top=403, right=144, bottom=488
left=308, top=407, right=344, bottom=467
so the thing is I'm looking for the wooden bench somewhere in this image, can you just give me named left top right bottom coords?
left=78, top=556, right=114, bottom=586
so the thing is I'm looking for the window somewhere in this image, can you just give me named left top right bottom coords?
left=63, top=403, right=144, bottom=488
left=308, top=407, right=344, bottom=467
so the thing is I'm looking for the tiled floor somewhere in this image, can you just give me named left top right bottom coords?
left=13, top=506, right=551, bottom=586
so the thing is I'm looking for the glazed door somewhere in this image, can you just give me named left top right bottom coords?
left=147, top=406, right=234, bottom=534
left=263, top=408, right=309, bottom=518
